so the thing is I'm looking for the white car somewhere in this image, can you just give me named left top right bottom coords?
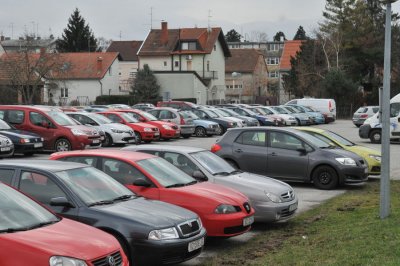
left=260, top=106, right=298, bottom=126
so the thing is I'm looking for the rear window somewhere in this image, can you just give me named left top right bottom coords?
left=356, top=108, right=367, bottom=113
left=7, top=110, right=25, bottom=124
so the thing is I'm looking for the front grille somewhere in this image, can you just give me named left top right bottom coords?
left=172, top=125, right=179, bottom=130
left=371, top=166, right=381, bottom=172
left=177, top=219, right=201, bottom=237
left=152, top=128, right=159, bottom=132
left=161, top=246, right=202, bottom=264
left=281, top=190, right=295, bottom=201
left=224, top=225, right=251, bottom=235
left=243, top=202, right=251, bottom=213
left=92, top=251, right=122, bottom=266
left=280, top=208, right=297, bottom=218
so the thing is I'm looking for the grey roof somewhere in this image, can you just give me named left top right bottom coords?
left=0, top=159, right=88, bottom=172
left=0, top=38, right=56, bottom=48
left=227, top=126, right=300, bottom=134
left=123, top=144, right=205, bottom=153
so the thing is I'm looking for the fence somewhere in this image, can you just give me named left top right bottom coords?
left=336, top=105, right=356, bottom=119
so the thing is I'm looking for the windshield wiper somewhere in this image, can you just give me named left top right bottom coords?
left=165, top=183, right=186, bottom=188
left=230, top=170, right=243, bottom=174
left=112, top=195, right=134, bottom=202
left=185, top=181, right=198, bottom=186
left=213, top=171, right=231, bottom=176
left=88, top=200, right=115, bottom=207
left=0, top=227, right=29, bottom=233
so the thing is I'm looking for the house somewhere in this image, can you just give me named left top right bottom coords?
left=107, top=41, right=142, bottom=92
left=279, top=40, right=303, bottom=104
left=138, top=22, right=231, bottom=104
left=0, top=35, right=57, bottom=53
left=225, top=49, right=268, bottom=103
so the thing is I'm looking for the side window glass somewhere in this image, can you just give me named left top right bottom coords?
left=390, top=103, right=400, bottom=117
left=62, top=156, right=98, bottom=167
left=237, top=131, right=266, bottom=146
left=8, top=110, right=25, bottom=124
left=0, top=111, right=5, bottom=120
left=29, top=112, right=52, bottom=127
left=19, top=171, right=67, bottom=205
left=107, top=114, right=122, bottom=123
left=159, top=110, right=171, bottom=119
left=0, top=169, right=15, bottom=185
left=171, top=112, right=177, bottom=119
left=270, top=132, right=303, bottom=151
left=148, top=110, right=159, bottom=117
left=162, top=152, right=199, bottom=176
left=102, top=158, right=150, bottom=185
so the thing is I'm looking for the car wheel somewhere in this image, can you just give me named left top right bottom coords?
left=295, top=118, right=301, bottom=126
left=206, top=134, right=213, bottom=137
left=369, top=130, right=381, bottom=144
left=54, top=138, right=71, bottom=152
left=225, top=159, right=239, bottom=169
left=103, top=133, right=113, bottom=147
left=194, top=126, right=206, bottom=137
left=182, top=134, right=191, bottom=139
left=312, top=165, right=339, bottom=190
left=134, top=132, right=142, bottom=144
left=216, top=125, right=225, bottom=135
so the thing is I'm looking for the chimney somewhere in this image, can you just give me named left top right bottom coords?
left=161, top=21, right=168, bottom=45
left=97, top=57, right=103, bottom=72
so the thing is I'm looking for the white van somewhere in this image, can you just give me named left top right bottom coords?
left=359, top=93, right=400, bottom=143
left=286, top=98, right=336, bottom=123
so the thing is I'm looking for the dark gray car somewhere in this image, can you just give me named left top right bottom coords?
left=212, top=127, right=368, bottom=190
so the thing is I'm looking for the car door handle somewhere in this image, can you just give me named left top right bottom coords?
left=234, top=149, right=243, bottom=153
left=270, top=152, right=278, bottom=156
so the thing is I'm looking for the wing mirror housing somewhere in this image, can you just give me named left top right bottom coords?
left=50, top=197, right=75, bottom=208
left=133, top=178, right=152, bottom=187
left=192, top=171, right=208, bottom=181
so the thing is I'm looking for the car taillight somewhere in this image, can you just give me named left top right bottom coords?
left=360, top=114, right=368, bottom=118
left=329, top=101, right=333, bottom=112
left=211, top=143, right=221, bottom=153
left=180, top=114, right=186, bottom=125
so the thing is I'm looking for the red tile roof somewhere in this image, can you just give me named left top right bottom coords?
left=225, top=49, right=265, bottom=73
left=280, top=40, right=303, bottom=70
left=107, top=41, right=142, bottom=61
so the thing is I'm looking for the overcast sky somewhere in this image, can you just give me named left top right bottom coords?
left=1, top=0, right=400, bottom=42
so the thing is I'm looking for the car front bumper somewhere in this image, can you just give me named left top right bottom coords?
left=252, top=198, right=298, bottom=222
left=339, top=165, right=369, bottom=184
left=201, top=212, right=254, bottom=237
left=180, top=126, right=195, bottom=135
left=111, top=132, right=136, bottom=144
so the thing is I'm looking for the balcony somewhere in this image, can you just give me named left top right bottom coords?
left=200, top=71, right=218, bottom=80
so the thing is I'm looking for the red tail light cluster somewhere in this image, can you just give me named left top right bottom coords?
left=211, top=144, right=221, bottom=153
left=180, top=115, right=186, bottom=125
left=360, top=114, right=369, bottom=118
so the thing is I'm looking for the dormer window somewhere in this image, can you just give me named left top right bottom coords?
left=181, top=42, right=197, bottom=50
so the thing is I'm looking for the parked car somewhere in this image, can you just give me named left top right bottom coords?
left=0, top=134, right=14, bottom=158
left=0, top=181, right=129, bottom=266
left=279, top=105, right=312, bottom=126
left=107, top=104, right=133, bottom=110
left=132, top=103, right=155, bottom=111
left=286, top=98, right=336, bottom=123
left=180, top=111, right=220, bottom=137
left=259, top=106, right=298, bottom=126
left=148, top=107, right=195, bottom=138
left=51, top=150, right=255, bottom=237
left=156, top=101, right=199, bottom=110
left=227, top=107, right=277, bottom=126
left=2, top=159, right=206, bottom=265
left=216, top=108, right=260, bottom=126
left=0, top=119, right=43, bottom=155
left=212, top=127, right=368, bottom=190
left=66, top=112, right=136, bottom=146
left=114, top=109, right=181, bottom=140
left=208, top=108, right=247, bottom=127
left=295, top=127, right=381, bottom=175
left=0, top=106, right=102, bottom=151
left=352, top=106, right=379, bottom=127
left=190, top=108, right=238, bottom=135
left=124, top=145, right=298, bottom=223
left=287, top=104, right=325, bottom=124
left=98, top=111, right=159, bottom=143
left=245, top=107, right=284, bottom=126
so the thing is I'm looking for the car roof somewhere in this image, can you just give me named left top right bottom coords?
left=0, top=105, right=61, bottom=112
left=227, top=126, right=300, bottom=134
left=123, top=144, right=205, bottom=153
left=52, top=149, right=157, bottom=162
left=0, top=159, right=88, bottom=172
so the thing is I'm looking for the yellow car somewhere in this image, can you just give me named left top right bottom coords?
left=296, top=127, right=381, bottom=175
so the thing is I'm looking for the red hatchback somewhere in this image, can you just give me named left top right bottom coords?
left=51, top=150, right=255, bottom=237
left=98, top=111, right=159, bottom=143
left=0, top=182, right=128, bottom=266
left=115, top=109, right=181, bottom=140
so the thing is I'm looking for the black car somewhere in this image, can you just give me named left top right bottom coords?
left=0, top=134, right=14, bottom=158
left=212, top=127, right=368, bottom=190
left=0, top=160, right=206, bottom=266
left=191, top=108, right=238, bottom=135
left=0, top=119, right=43, bottom=155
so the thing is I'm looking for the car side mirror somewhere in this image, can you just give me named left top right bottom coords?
left=50, top=197, right=75, bottom=208
left=192, top=171, right=208, bottom=181
left=133, top=178, right=152, bottom=187
left=204, top=115, right=210, bottom=119
left=296, top=148, right=307, bottom=154
left=139, top=117, right=145, bottom=122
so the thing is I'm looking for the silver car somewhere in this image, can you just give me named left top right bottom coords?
left=148, top=107, right=195, bottom=138
left=66, top=112, right=136, bottom=146
left=123, top=145, right=298, bottom=223
left=0, top=134, right=14, bottom=158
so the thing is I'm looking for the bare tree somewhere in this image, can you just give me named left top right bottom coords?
left=248, top=31, right=268, bottom=42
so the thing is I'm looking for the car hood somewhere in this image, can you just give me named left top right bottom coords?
left=0, top=129, right=41, bottom=139
left=93, top=197, right=197, bottom=228
left=149, top=121, right=177, bottom=127
left=128, top=122, right=157, bottom=129
left=2, top=218, right=119, bottom=260
left=193, top=119, right=218, bottom=126
left=346, top=145, right=381, bottom=156
left=321, top=147, right=363, bottom=160
left=95, top=123, right=132, bottom=132
left=65, top=125, right=99, bottom=135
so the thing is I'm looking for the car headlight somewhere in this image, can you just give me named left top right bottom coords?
left=41, top=137, right=44, bottom=141
left=335, top=157, right=357, bottom=166
left=369, top=154, right=381, bottom=162
left=265, top=191, right=282, bottom=203
left=148, top=227, right=179, bottom=240
left=144, top=127, right=152, bottom=132
left=20, top=138, right=30, bottom=143
left=111, top=128, right=124, bottom=133
left=228, top=122, right=234, bottom=126
left=49, top=256, right=87, bottom=266
left=215, top=204, right=239, bottom=214
left=71, top=129, right=86, bottom=136
left=162, top=125, right=172, bottom=130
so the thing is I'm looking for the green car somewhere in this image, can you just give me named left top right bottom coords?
left=296, top=127, right=381, bottom=175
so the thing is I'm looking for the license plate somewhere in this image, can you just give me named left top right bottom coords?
left=176, top=130, right=180, bottom=133
left=34, top=143, right=43, bottom=148
left=289, top=202, right=298, bottom=212
left=100, top=136, right=105, bottom=141
left=243, top=216, right=254, bottom=227
left=364, top=167, right=368, bottom=173
left=1, top=147, right=11, bottom=152
left=92, top=139, right=100, bottom=144
left=154, top=132, right=160, bottom=136
left=128, top=139, right=136, bottom=143
left=188, top=237, right=204, bottom=252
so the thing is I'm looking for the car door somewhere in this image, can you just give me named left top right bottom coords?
left=16, top=170, right=79, bottom=220
left=231, top=130, right=267, bottom=175
left=27, top=111, right=58, bottom=150
left=266, top=131, right=310, bottom=180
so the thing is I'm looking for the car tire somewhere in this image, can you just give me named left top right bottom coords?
left=103, top=133, right=113, bottom=147
left=144, top=140, right=152, bottom=143
left=369, top=130, right=381, bottom=144
left=295, top=118, right=301, bottom=126
left=54, top=138, right=72, bottom=152
left=134, top=131, right=142, bottom=144
left=194, top=126, right=207, bottom=137
left=216, top=125, right=226, bottom=135
left=206, top=134, right=213, bottom=137
left=312, top=165, right=339, bottom=190
left=225, top=159, right=239, bottom=169
left=182, top=134, right=191, bottom=139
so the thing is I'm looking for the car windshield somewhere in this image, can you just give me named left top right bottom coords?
left=271, top=106, right=289, bottom=114
left=284, top=106, right=299, bottom=113
left=203, top=109, right=219, bottom=118
left=295, top=131, right=332, bottom=148
left=222, top=109, right=239, bottom=116
left=88, top=113, right=113, bottom=124
left=191, top=151, right=236, bottom=175
left=0, top=183, right=59, bottom=233
left=180, top=111, right=199, bottom=119
left=291, top=106, right=305, bottom=113
left=136, top=157, right=196, bottom=188
left=323, top=130, right=355, bottom=146
left=260, top=108, right=274, bottom=115
left=241, top=108, right=258, bottom=116
left=139, top=111, right=158, bottom=121
left=0, top=119, right=12, bottom=130
left=300, top=131, right=340, bottom=148
left=46, top=111, right=77, bottom=126
left=56, top=167, right=136, bottom=206
left=247, top=107, right=263, bottom=115
left=212, top=109, right=230, bottom=117
left=302, top=106, right=315, bottom=112
left=119, top=113, right=139, bottom=123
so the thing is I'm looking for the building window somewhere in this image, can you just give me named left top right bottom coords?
left=267, top=57, right=280, bottom=65
left=268, top=43, right=280, bottom=51
left=181, top=42, right=197, bottom=50
left=175, top=61, right=179, bottom=67
left=61, top=88, right=69, bottom=98
left=207, top=61, right=210, bottom=72
left=108, top=67, right=112, bottom=75
left=268, top=71, right=279, bottom=78
left=164, top=61, right=167, bottom=67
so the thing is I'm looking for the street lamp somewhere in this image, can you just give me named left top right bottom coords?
left=232, top=72, right=242, bottom=103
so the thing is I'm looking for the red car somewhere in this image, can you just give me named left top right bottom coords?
left=0, top=105, right=102, bottom=151
left=115, top=109, right=181, bottom=140
left=51, top=150, right=255, bottom=237
left=98, top=111, right=159, bottom=143
left=0, top=182, right=128, bottom=266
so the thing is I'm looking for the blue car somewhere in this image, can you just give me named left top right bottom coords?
left=182, top=111, right=220, bottom=137
left=288, top=104, right=325, bottom=124
left=227, top=107, right=278, bottom=126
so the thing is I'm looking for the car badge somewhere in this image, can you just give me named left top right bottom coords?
left=107, top=256, right=115, bottom=266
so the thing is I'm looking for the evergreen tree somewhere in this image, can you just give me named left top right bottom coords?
left=293, top=26, right=307, bottom=40
left=132, top=64, right=160, bottom=102
left=225, top=29, right=242, bottom=42
left=57, top=8, right=98, bottom=52
left=273, top=31, right=286, bottom=42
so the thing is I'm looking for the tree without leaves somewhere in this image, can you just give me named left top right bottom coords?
left=131, top=64, right=160, bottom=102
left=273, top=31, right=286, bottom=42
left=225, top=29, right=242, bottom=42
left=294, top=26, right=307, bottom=40
left=57, top=8, right=98, bottom=52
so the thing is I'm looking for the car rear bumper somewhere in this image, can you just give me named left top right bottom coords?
left=352, top=118, right=366, bottom=126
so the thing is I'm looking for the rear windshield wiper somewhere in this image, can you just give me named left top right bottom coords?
left=88, top=200, right=115, bottom=207
left=165, top=183, right=186, bottom=188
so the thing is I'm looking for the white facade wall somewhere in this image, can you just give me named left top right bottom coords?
left=119, top=61, right=138, bottom=92
left=139, top=56, right=172, bottom=71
